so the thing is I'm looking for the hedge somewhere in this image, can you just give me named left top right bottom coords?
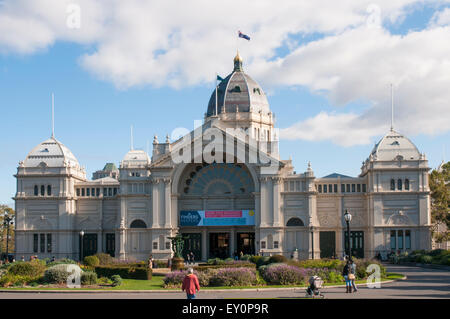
left=94, top=266, right=152, bottom=280
left=8, top=260, right=46, bottom=278
left=194, top=263, right=256, bottom=271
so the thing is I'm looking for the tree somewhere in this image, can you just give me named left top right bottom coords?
left=0, top=205, right=15, bottom=254
left=429, top=162, right=450, bottom=243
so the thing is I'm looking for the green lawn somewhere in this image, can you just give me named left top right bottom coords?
left=1, top=273, right=404, bottom=291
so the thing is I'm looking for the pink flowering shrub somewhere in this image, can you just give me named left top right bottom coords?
left=260, top=264, right=308, bottom=285
left=208, top=267, right=258, bottom=286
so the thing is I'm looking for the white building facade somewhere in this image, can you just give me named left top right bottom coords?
left=14, top=54, right=432, bottom=261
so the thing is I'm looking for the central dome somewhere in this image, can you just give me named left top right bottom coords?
left=206, top=53, right=270, bottom=117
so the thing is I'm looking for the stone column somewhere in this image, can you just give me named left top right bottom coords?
left=230, top=226, right=236, bottom=258
left=152, top=179, right=160, bottom=228
left=259, top=177, right=269, bottom=227
left=272, top=177, right=281, bottom=227
left=164, top=178, right=172, bottom=228
left=202, top=228, right=207, bottom=261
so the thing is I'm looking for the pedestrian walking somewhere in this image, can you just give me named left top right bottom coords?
left=342, top=259, right=353, bottom=293
left=350, top=259, right=358, bottom=292
left=182, top=268, right=200, bottom=299
left=148, top=254, right=153, bottom=270
left=186, top=252, right=191, bottom=265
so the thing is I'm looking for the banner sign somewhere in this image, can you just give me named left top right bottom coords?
left=180, top=210, right=255, bottom=226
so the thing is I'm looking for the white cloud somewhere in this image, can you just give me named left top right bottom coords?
left=0, top=0, right=449, bottom=146
left=264, top=25, right=450, bottom=145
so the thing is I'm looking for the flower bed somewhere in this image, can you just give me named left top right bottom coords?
left=164, top=267, right=257, bottom=287
left=259, top=264, right=308, bottom=285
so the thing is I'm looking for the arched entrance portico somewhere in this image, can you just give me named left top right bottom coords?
left=175, top=161, right=257, bottom=260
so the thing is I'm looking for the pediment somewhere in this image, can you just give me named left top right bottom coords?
left=151, top=124, right=283, bottom=174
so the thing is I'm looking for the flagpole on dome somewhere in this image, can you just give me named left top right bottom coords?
left=215, top=73, right=218, bottom=116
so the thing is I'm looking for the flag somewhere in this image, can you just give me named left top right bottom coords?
left=238, top=31, right=250, bottom=41
left=217, top=75, right=224, bottom=82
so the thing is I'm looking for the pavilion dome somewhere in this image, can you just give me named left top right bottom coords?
left=370, top=130, right=421, bottom=161
left=122, top=149, right=150, bottom=167
left=206, top=52, right=271, bottom=117
left=23, top=136, right=80, bottom=168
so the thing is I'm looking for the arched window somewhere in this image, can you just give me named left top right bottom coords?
left=40, top=185, right=45, bottom=196
left=47, top=185, right=52, bottom=196
left=397, top=179, right=402, bottom=190
left=34, top=185, right=38, bottom=196
left=405, top=179, right=410, bottom=190
left=130, top=219, right=147, bottom=229
left=286, top=217, right=305, bottom=227
left=390, top=179, right=395, bottom=190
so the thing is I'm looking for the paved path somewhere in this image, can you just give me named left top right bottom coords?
left=0, top=264, right=448, bottom=299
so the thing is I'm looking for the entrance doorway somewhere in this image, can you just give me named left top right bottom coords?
left=182, top=233, right=202, bottom=261
left=80, top=233, right=97, bottom=260
left=209, top=233, right=229, bottom=259
left=237, top=232, right=255, bottom=256
left=344, top=231, right=364, bottom=258
left=320, top=231, right=336, bottom=258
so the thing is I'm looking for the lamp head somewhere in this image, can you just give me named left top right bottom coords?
left=80, top=230, right=85, bottom=236
left=344, top=209, right=352, bottom=222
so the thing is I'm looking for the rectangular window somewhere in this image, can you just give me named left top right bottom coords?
left=40, top=234, right=45, bottom=253
left=113, top=188, right=118, bottom=196
left=96, top=188, right=100, bottom=196
left=390, top=230, right=396, bottom=250
left=47, top=234, right=52, bottom=253
left=261, top=241, right=266, bottom=249
left=153, top=242, right=158, bottom=250
left=318, top=185, right=322, bottom=193
left=103, top=188, right=107, bottom=196
left=33, top=234, right=38, bottom=253
left=362, top=184, right=367, bottom=192
left=405, top=230, right=411, bottom=249
left=334, top=184, right=338, bottom=193
left=86, top=188, right=90, bottom=196
left=323, top=184, right=327, bottom=193
left=295, top=181, right=300, bottom=191
left=274, top=241, right=279, bottom=249
left=351, top=184, right=356, bottom=192
left=329, top=184, right=333, bottom=193
left=284, top=182, right=288, bottom=191
left=290, top=181, right=294, bottom=191
left=81, top=188, right=85, bottom=196
left=398, top=230, right=403, bottom=250
left=346, top=184, right=350, bottom=192
left=165, top=242, right=171, bottom=250
left=91, top=188, right=95, bottom=196
left=108, top=188, right=112, bottom=196
left=41, top=185, right=45, bottom=196
left=76, top=188, right=80, bottom=196
left=341, top=184, right=345, bottom=193
left=357, top=184, right=361, bottom=192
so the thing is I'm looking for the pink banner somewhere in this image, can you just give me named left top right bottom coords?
left=205, top=210, right=242, bottom=218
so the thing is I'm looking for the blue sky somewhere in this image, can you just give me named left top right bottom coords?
left=0, top=1, right=449, bottom=206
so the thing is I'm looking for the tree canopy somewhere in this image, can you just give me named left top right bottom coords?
left=429, top=161, right=450, bottom=243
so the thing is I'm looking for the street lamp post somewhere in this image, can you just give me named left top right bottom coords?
left=3, top=213, right=13, bottom=263
left=80, top=230, right=85, bottom=262
left=344, top=209, right=352, bottom=260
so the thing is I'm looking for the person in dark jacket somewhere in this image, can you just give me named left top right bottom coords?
left=182, top=268, right=200, bottom=299
left=342, top=259, right=353, bottom=293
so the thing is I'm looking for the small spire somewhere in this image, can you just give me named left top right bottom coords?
left=233, top=50, right=243, bottom=72
left=390, top=83, right=394, bottom=131
left=51, top=93, right=55, bottom=138
left=166, top=134, right=170, bottom=143
left=130, top=125, right=134, bottom=150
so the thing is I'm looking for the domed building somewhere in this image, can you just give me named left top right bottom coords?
left=14, top=54, right=432, bottom=262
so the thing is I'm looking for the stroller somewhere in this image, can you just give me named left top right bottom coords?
left=305, top=275, right=324, bottom=298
